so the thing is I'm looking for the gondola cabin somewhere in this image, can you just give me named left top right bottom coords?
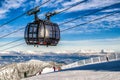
left=25, top=20, right=60, bottom=46
left=24, top=7, right=60, bottom=46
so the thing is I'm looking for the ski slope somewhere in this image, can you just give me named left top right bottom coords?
left=0, top=52, right=120, bottom=80
left=22, top=60, right=120, bottom=80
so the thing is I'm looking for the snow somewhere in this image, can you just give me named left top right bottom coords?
left=0, top=49, right=115, bottom=56
left=0, top=60, right=61, bottom=80
left=22, top=60, right=120, bottom=80
left=23, top=70, right=120, bottom=80
left=41, top=67, right=54, bottom=74
left=0, top=51, right=120, bottom=80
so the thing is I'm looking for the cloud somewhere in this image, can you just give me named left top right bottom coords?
left=61, top=37, right=120, bottom=44
left=49, top=0, right=120, bottom=35
left=13, top=37, right=120, bottom=52
left=101, top=8, right=120, bottom=13
left=1, top=37, right=120, bottom=52
left=0, top=9, right=7, bottom=18
left=60, top=11, right=120, bottom=34
left=41, top=0, right=58, bottom=8
left=0, top=25, right=24, bottom=38
left=62, top=0, right=84, bottom=7
left=38, top=0, right=120, bottom=14
left=0, top=0, right=26, bottom=19
left=62, top=0, right=120, bottom=12
left=59, top=37, right=120, bottom=52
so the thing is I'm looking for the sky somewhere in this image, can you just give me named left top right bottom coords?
left=0, top=0, right=120, bottom=53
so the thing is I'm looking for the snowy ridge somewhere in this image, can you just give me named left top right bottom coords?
left=0, top=60, right=61, bottom=80
left=22, top=60, right=120, bottom=80
left=22, top=53, right=120, bottom=80
left=0, top=52, right=120, bottom=80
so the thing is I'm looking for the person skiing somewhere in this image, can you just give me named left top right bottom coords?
left=106, top=54, right=109, bottom=61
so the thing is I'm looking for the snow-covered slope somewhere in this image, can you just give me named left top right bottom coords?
left=23, top=70, right=120, bottom=80
left=22, top=60, right=120, bottom=80
left=0, top=51, right=119, bottom=80
left=0, top=60, right=61, bottom=80
left=0, top=52, right=120, bottom=80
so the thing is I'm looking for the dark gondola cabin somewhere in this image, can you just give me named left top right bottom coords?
left=25, top=20, right=60, bottom=46
left=24, top=7, right=60, bottom=46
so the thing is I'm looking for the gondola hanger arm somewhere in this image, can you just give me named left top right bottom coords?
left=45, top=11, right=58, bottom=21
left=27, top=6, right=40, bottom=21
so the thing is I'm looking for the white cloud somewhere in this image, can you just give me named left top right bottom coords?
left=60, top=12, right=120, bottom=34
left=3, top=0, right=25, bottom=9
left=35, top=0, right=41, bottom=4
left=101, top=8, right=120, bottom=13
left=61, top=37, right=120, bottom=44
left=41, top=0, right=56, bottom=7
left=0, top=0, right=26, bottom=19
left=6, top=37, right=120, bottom=52
left=62, top=0, right=83, bottom=7
left=1, top=0, right=119, bottom=19
left=59, top=37, right=120, bottom=52
left=63, top=0, right=120, bottom=12
left=54, top=0, right=64, bottom=4
left=41, top=0, right=65, bottom=8
left=0, top=25, right=24, bottom=38
left=38, top=0, right=120, bottom=13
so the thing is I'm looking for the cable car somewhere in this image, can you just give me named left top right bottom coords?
left=24, top=7, right=60, bottom=46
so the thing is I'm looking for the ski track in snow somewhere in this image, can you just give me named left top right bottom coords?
left=23, top=70, right=120, bottom=80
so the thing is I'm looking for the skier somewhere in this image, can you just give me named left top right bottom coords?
left=106, top=54, right=109, bottom=61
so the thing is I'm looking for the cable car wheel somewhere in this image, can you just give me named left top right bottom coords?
left=24, top=7, right=60, bottom=47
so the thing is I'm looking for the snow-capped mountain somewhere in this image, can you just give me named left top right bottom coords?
left=0, top=49, right=115, bottom=56
left=0, top=49, right=116, bottom=66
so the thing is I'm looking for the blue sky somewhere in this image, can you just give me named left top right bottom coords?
left=0, top=0, right=120, bottom=52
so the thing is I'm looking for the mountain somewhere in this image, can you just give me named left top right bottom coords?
left=0, top=49, right=115, bottom=56
left=22, top=60, right=120, bottom=80
left=0, top=60, right=61, bottom=80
